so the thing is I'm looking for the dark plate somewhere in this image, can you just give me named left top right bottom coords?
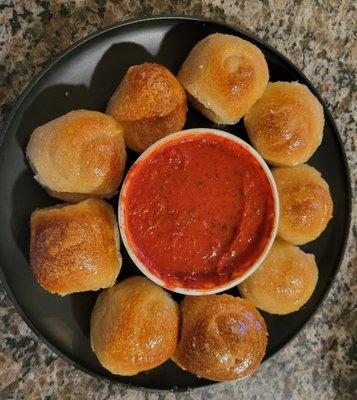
left=0, top=16, right=351, bottom=391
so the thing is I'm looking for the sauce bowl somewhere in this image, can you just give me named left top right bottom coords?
left=119, top=128, right=279, bottom=295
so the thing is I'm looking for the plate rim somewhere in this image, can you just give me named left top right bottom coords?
left=0, top=15, right=352, bottom=393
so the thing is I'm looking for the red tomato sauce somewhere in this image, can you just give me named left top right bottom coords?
left=123, top=133, right=275, bottom=289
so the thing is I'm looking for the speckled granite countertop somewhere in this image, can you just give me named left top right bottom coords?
left=0, top=1, right=356, bottom=399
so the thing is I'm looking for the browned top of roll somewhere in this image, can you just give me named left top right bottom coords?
left=238, top=240, right=318, bottom=315
left=90, top=276, right=179, bottom=376
left=273, top=164, right=333, bottom=245
left=106, top=63, right=187, bottom=152
left=30, top=199, right=121, bottom=295
left=26, top=110, right=126, bottom=201
left=244, top=82, right=324, bottom=166
left=107, top=63, right=186, bottom=121
left=172, top=294, right=267, bottom=381
left=177, top=33, right=269, bottom=124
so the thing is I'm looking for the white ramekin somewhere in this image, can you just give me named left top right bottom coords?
left=118, top=128, right=279, bottom=296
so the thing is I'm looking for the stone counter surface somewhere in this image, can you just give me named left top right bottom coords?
left=0, top=1, right=356, bottom=399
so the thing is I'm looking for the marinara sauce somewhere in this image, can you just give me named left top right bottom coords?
left=122, top=133, right=275, bottom=289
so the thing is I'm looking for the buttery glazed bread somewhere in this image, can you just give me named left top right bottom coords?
left=244, top=82, right=324, bottom=166
left=90, top=276, right=179, bottom=376
left=27, top=110, right=126, bottom=202
left=106, top=63, right=187, bottom=153
left=273, top=164, right=333, bottom=245
left=172, top=294, right=267, bottom=381
left=30, top=199, right=121, bottom=295
left=238, top=240, right=318, bottom=315
left=177, top=33, right=269, bottom=124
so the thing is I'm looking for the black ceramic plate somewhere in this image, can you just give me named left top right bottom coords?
left=0, top=16, right=351, bottom=391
